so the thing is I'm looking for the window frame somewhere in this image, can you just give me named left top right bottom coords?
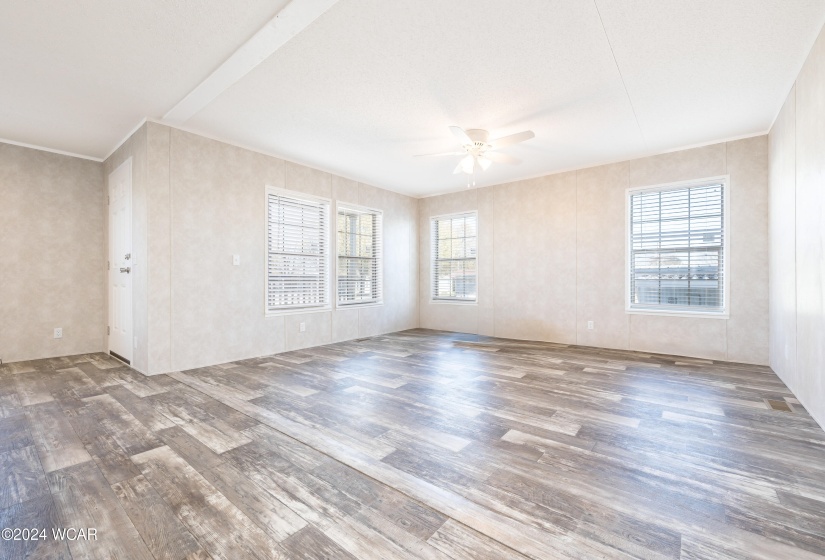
left=335, top=201, right=384, bottom=308
left=264, top=185, right=331, bottom=317
left=625, top=175, right=731, bottom=319
left=430, top=210, right=479, bottom=305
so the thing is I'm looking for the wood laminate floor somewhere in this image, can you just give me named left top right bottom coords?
left=2, top=329, right=825, bottom=559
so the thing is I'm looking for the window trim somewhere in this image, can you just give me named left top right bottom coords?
left=334, top=201, right=384, bottom=309
left=264, top=185, right=332, bottom=317
left=625, top=175, right=730, bottom=319
left=430, top=210, right=479, bottom=305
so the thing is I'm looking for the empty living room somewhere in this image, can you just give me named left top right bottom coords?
left=2, top=1, right=825, bottom=559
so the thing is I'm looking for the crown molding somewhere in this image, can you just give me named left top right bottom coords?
left=0, top=137, right=103, bottom=162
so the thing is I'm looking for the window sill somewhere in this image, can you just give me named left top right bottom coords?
left=336, top=301, right=384, bottom=310
left=266, top=306, right=332, bottom=318
left=430, top=299, right=478, bottom=306
left=626, top=307, right=729, bottom=320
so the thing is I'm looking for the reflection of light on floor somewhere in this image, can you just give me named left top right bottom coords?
left=329, top=353, right=386, bottom=418
left=421, top=341, right=492, bottom=416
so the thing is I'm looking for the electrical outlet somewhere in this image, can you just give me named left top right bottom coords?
left=54, top=327, right=63, bottom=339
left=232, top=254, right=240, bottom=266
left=299, top=322, right=306, bottom=333
left=587, top=321, right=594, bottom=330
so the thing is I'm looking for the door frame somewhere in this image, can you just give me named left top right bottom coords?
left=107, top=157, right=133, bottom=364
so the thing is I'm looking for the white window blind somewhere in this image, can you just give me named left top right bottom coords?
left=337, top=205, right=382, bottom=305
left=628, top=180, right=726, bottom=314
left=431, top=212, right=477, bottom=302
left=266, top=189, right=329, bottom=312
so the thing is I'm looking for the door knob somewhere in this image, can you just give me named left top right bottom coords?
left=120, top=267, right=131, bottom=274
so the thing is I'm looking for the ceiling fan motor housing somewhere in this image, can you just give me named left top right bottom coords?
left=464, top=129, right=491, bottom=152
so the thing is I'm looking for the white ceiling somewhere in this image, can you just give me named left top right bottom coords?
left=2, top=0, right=824, bottom=197
left=0, top=0, right=289, bottom=157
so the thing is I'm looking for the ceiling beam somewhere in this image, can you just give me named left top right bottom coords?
left=162, top=0, right=340, bottom=125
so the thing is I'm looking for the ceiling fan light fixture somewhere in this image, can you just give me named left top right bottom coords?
left=477, top=156, right=492, bottom=171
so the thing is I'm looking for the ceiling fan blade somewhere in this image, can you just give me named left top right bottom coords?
left=414, top=151, right=465, bottom=157
left=484, top=151, right=521, bottom=165
left=453, top=158, right=467, bottom=174
left=449, top=126, right=474, bottom=146
left=490, top=130, right=535, bottom=149
left=462, top=155, right=476, bottom=174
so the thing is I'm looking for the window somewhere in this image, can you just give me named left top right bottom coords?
left=431, top=212, right=477, bottom=302
left=266, top=187, right=329, bottom=313
left=337, top=204, right=382, bottom=306
left=627, top=177, right=728, bottom=315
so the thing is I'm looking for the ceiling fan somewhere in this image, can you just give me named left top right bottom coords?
left=415, top=126, right=535, bottom=174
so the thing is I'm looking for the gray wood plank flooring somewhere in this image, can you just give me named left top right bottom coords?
left=1, top=329, right=825, bottom=559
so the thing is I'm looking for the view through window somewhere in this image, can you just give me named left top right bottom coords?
left=337, top=205, right=382, bottom=305
left=266, top=189, right=329, bottom=312
left=628, top=180, right=726, bottom=314
left=431, top=212, right=478, bottom=302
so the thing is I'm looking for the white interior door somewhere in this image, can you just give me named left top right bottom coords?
left=108, top=158, right=133, bottom=363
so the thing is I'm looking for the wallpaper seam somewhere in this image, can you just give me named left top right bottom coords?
left=167, top=127, right=173, bottom=373
left=574, top=170, right=579, bottom=346
left=793, top=83, right=799, bottom=403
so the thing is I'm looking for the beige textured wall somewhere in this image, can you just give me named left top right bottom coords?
left=769, top=25, right=825, bottom=429
left=146, top=124, right=173, bottom=374
left=769, top=89, right=797, bottom=396
left=420, top=136, right=770, bottom=365
left=126, top=125, right=418, bottom=374
left=1, top=143, right=105, bottom=362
